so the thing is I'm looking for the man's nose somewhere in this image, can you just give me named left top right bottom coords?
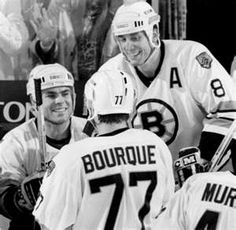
left=125, top=40, right=136, bottom=51
left=54, top=94, right=64, bottom=103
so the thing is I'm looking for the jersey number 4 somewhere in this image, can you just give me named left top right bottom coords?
left=89, top=171, right=157, bottom=230
left=195, top=210, right=220, bottom=230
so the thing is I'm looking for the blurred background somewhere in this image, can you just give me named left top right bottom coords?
left=1, top=0, right=235, bottom=140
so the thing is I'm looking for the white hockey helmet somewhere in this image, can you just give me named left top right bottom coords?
left=112, top=1, right=160, bottom=47
left=84, top=69, right=136, bottom=120
left=27, top=63, right=75, bottom=101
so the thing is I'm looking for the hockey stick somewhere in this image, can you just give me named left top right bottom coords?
left=208, top=119, right=236, bottom=172
left=34, top=78, right=47, bottom=171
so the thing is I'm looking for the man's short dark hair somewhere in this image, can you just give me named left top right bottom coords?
left=98, top=113, right=129, bottom=124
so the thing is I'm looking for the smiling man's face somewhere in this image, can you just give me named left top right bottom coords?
left=42, top=86, right=74, bottom=125
left=117, top=31, right=152, bottom=66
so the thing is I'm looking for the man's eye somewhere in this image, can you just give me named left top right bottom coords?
left=117, top=37, right=126, bottom=42
left=130, top=36, right=139, bottom=41
left=46, top=94, right=56, bottom=99
left=62, top=91, right=70, bottom=97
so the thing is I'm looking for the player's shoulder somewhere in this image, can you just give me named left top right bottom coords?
left=52, top=137, right=93, bottom=163
left=185, top=171, right=235, bottom=188
left=163, top=39, right=209, bottom=55
left=99, top=54, right=136, bottom=79
left=65, top=128, right=162, bottom=152
left=99, top=53, right=125, bottom=70
left=63, top=128, right=165, bottom=150
left=71, top=115, right=87, bottom=127
left=2, top=118, right=36, bottom=140
left=164, top=39, right=206, bottom=48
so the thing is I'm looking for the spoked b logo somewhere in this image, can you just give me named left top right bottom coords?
left=131, top=99, right=179, bottom=145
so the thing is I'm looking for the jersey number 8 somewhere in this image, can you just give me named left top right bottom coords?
left=211, top=79, right=225, bottom=97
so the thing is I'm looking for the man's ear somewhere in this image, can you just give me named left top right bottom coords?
left=152, top=26, right=160, bottom=47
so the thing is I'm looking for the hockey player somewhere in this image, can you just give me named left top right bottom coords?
left=33, top=69, right=175, bottom=230
left=0, top=63, right=87, bottom=230
left=153, top=151, right=236, bottom=229
left=99, top=1, right=236, bottom=174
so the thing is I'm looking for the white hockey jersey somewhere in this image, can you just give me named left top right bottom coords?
left=33, top=128, right=175, bottom=230
left=99, top=40, right=236, bottom=162
left=153, top=171, right=236, bottom=230
left=0, top=116, right=86, bottom=181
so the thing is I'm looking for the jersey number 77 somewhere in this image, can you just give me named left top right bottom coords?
left=89, top=171, right=157, bottom=230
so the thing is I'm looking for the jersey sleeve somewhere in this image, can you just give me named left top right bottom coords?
left=33, top=145, right=82, bottom=230
left=185, top=42, right=236, bottom=161
left=0, top=135, right=28, bottom=219
left=0, top=132, right=27, bottom=179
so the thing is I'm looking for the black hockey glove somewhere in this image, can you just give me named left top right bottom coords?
left=14, top=171, right=45, bottom=212
left=174, top=146, right=209, bottom=188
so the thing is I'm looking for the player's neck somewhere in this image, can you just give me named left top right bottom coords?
left=45, top=120, right=71, bottom=140
left=137, top=47, right=160, bottom=78
left=96, top=122, right=128, bottom=136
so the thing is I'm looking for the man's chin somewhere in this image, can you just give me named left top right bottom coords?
left=53, top=110, right=71, bottom=118
left=128, top=58, right=142, bottom=66
left=129, top=60, right=139, bottom=66
left=50, top=119, right=68, bottom=125
left=46, top=115, right=71, bottom=125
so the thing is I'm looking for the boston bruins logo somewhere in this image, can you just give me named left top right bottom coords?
left=131, top=99, right=179, bottom=145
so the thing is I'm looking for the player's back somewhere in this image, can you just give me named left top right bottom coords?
left=74, top=128, right=174, bottom=229
left=35, top=128, right=175, bottom=230
left=155, top=171, right=236, bottom=230
left=184, top=171, right=236, bottom=230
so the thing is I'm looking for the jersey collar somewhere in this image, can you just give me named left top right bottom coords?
left=98, top=127, right=129, bottom=137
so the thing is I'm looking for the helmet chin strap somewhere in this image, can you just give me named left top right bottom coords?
left=140, top=33, right=161, bottom=66
left=142, top=45, right=156, bottom=66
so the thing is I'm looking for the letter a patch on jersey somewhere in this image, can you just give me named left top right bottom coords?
left=196, top=52, right=212, bottom=69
